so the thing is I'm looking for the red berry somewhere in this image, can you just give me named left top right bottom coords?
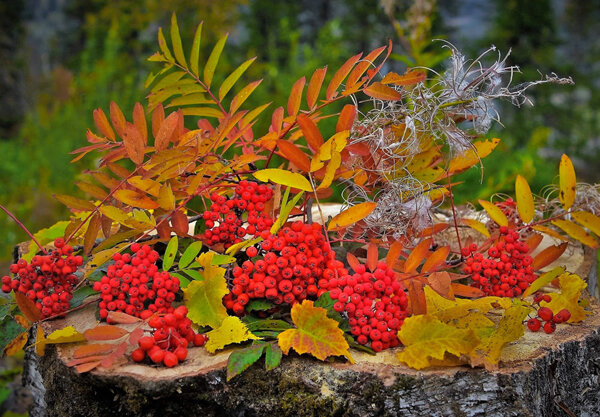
left=139, top=336, right=155, bottom=351
left=149, top=348, right=165, bottom=363
left=131, top=348, right=146, bottom=362
left=194, top=333, right=206, bottom=347
left=537, top=307, right=553, bottom=322
left=527, top=318, right=541, bottom=332
left=163, top=351, right=178, bottom=368
left=543, top=321, right=556, bottom=334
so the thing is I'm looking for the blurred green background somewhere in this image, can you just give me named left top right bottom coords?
left=0, top=0, right=599, bottom=267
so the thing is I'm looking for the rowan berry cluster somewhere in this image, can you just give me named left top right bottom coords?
left=526, top=293, right=571, bottom=334
left=202, top=181, right=274, bottom=249
left=1, top=238, right=82, bottom=318
left=92, top=243, right=180, bottom=320
left=131, top=306, right=206, bottom=368
left=463, top=226, right=536, bottom=297
left=223, top=221, right=347, bottom=315
left=328, top=262, right=409, bottom=352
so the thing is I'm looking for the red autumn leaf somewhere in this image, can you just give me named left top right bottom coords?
left=156, top=219, right=172, bottom=240
left=532, top=242, right=568, bottom=270
left=336, top=104, right=357, bottom=133
left=83, top=213, right=102, bottom=256
left=277, top=140, right=311, bottom=172
left=346, top=252, right=361, bottom=272
left=296, top=114, right=324, bottom=152
left=73, top=344, right=116, bottom=359
left=171, top=209, right=189, bottom=236
left=100, top=341, right=128, bottom=368
left=450, top=283, right=484, bottom=298
left=306, top=66, right=327, bottom=109
left=122, top=122, right=145, bottom=165
left=421, top=246, right=450, bottom=273
left=68, top=355, right=109, bottom=367
left=109, top=101, right=127, bottom=139
left=345, top=45, right=386, bottom=89
left=83, top=325, right=128, bottom=341
left=93, top=108, right=115, bottom=141
left=75, top=361, right=102, bottom=374
left=155, top=111, right=179, bottom=151
left=132, top=102, right=147, bottom=144
left=107, top=311, right=142, bottom=324
left=287, top=76, right=306, bottom=117
left=15, top=291, right=41, bottom=323
left=326, top=52, right=362, bottom=100
left=381, top=69, right=426, bottom=86
left=366, top=241, right=378, bottom=272
left=152, top=104, right=165, bottom=139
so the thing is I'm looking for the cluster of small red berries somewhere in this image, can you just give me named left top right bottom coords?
left=463, top=226, right=536, bottom=297
left=328, top=262, right=409, bottom=352
left=526, top=294, right=571, bottom=334
left=92, top=243, right=180, bottom=320
left=202, top=181, right=274, bottom=249
left=223, top=221, right=347, bottom=315
left=131, top=306, right=206, bottom=367
left=1, top=238, right=82, bottom=318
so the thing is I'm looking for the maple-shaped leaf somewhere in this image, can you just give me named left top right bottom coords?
left=470, top=303, right=530, bottom=370
left=424, top=286, right=500, bottom=326
left=396, top=315, right=479, bottom=370
left=540, top=272, right=588, bottom=322
left=277, top=300, right=354, bottom=363
left=183, top=251, right=229, bottom=328
left=205, top=316, right=260, bottom=354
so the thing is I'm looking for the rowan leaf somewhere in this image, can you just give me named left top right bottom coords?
left=132, top=103, right=147, bottom=144
left=522, top=266, right=565, bottom=299
left=114, top=189, right=159, bottom=210
left=36, top=326, right=46, bottom=356
left=230, top=79, right=262, bottom=114
left=306, top=66, right=327, bottom=109
left=83, top=213, right=102, bottom=256
left=107, top=311, right=142, bottom=324
left=189, top=22, right=203, bottom=76
left=363, top=82, right=402, bottom=101
left=551, top=219, right=598, bottom=248
left=471, top=303, right=529, bottom=369
left=163, top=236, right=178, bottom=271
left=264, top=342, right=283, bottom=370
left=76, top=181, right=108, bottom=200
left=326, top=53, right=362, bottom=100
left=46, top=326, right=85, bottom=344
left=3, top=331, right=28, bottom=357
left=572, top=211, right=600, bottom=236
left=205, top=316, right=259, bottom=354
left=154, top=111, right=179, bottom=151
left=422, top=246, right=450, bottom=273
left=171, top=209, right=189, bottom=236
left=532, top=225, right=569, bottom=242
left=83, top=242, right=128, bottom=278
left=93, top=108, right=115, bottom=141
left=204, top=33, right=228, bottom=89
left=183, top=252, right=229, bottom=328
left=219, top=57, right=256, bottom=101
left=287, top=76, right=306, bottom=117
left=448, top=138, right=500, bottom=174
left=531, top=243, right=568, bottom=271
left=296, top=114, right=324, bottom=152
left=226, top=341, right=268, bottom=381
left=450, top=283, right=485, bottom=298
left=277, top=140, right=311, bottom=172
left=179, top=241, right=203, bottom=269
left=515, top=175, right=535, bottom=223
left=396, top=315, right=479, bottom=370
left=83, top=325, right=128, bottom=341
left=381, top=68, right=426, bottom=86
left=73, top=343, right=116, bottom=359
left=328, top=202, right=377, bottom=231
left=253, top=169, right=312, bottom=192
left=336, top=104, right=357, bottom=132
left=317, top=152, right=341, bottom=190
left=559, top=154, right=576, bottom=211
left=478, top=200, right=508, bottom=227
left=15, top=292, right=41, bottom=323
left=385, top=241, right=404, bottom=268
left=157, top=27, right=174, bottom=62
left=170, top=13, right=186, bottom=67
left=75, top=361, right=102, bottom=374
left=122, top=123, right=145, bottom=165
left=539, top=272, right=588, bottom=322
left=99, top=206, right=154, bottom=230
left=278, top=300, right=353, bottom=363
left=109, top=101, right=127, bottom=139
left=404, top=238, right=432, bottom=273
left=54, top=194, right=96, bottom=212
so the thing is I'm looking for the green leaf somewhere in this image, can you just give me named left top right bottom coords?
left=163, top=236, right=178, bottom=271
left=264, top=342, right=283, bottom=370
left=245, top=299, right=276, bottom=313
left=226, top=341, right=268, bottom=381
left=170, top=13, right=186, bottom=67
left=151, top=70, right=185, bottom=92
left=190, top=22, right=203, bottom=76
left=204, top=33, right=228, bottom=89
left=218, top=57, right=257, bottom=101
left=314, top=292, right=349, bottom=332
left=22, top=220, right=69, bottom=262
left=211, top=254, right=237, bottom=265
left=70, top=286, right=98, bottom=308
left=179, top=241, right=203, bottom=269
left=166, top=94, right=214, bottom=107
left=0, top=317, right=25, bottom=354
left=271, top=188, right=305, bottom=234
left=245, top=319, right=292, bottom=333
left=157, top=27, right=175, bottom=63
left=181, top=107, right=223, bottom=118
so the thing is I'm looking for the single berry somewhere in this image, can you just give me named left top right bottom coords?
left=543, top=320, right=556, bottom=334
left=537, top=307, right=553, bottom=322
left=527, top=318, right=541, bottom=332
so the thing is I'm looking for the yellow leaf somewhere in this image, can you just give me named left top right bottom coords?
left=317, top=152, right=342, bottom=190
left=559, top=154, right=576, bottom=211
left=3, top=331, right=28, bottom=357
left=46, top=325, right=86, bottom=344
left=470, top=304, right=529, bottom=369
left=278, top=300, right=353, bottom=363
left=460, top=218, right=490, bottom=237
left=448, top=138, right=500, bottom=174
left=310, top=131, right=348, bottom=172
left=572, top=211, right=600, bottom=237
left=205, top=316, right=259, bottom=354
left=396, top=315, right=479, bottom=370
left=253, top=169, right=313, bottom=192
left=36, top=325, right=46, bottom=356
left=478, top=200, right=508, bottom=227
left=532, top=225, right=569, bottom=242
left=424, top=286, right=500, bottom=324
left=157, top=183, right=176, bottom=211
left=521, top=266, right=565, bottom=299
left=551, top=219, right=598, bottom=248
left=183, top=252, right=229, bottom=328
left=515, top=175, right=535, bottom=223
left=99, top=206, right=154, bottom=230
left=327, top=202, right=377, bottom=231
left=128, top=176, right=161, bottom=197
left=540, top=272, right=588, bottom=322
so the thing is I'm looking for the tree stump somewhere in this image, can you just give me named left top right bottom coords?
left=21, top=242, right=600, bottom=417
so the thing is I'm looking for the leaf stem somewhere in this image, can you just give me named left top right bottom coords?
left=0, top=204, right=47, bottom=253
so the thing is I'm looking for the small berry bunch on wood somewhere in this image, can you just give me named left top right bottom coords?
left=526, top=293, right=571, bottom=334
left=1, top=238, right=82, bottom=318
left=463, top=226, right=536, bottom=297
left=93, top=243, right=180, bottom=320
left=131, top=306, right=206, bottom=367
left=202, top=181, right=274, bottom=249
left=223, top=221, right=348, bottom=315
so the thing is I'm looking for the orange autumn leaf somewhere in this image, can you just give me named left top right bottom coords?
left=15, top=291, right=41, bottom=322
left=327, top=202, right=377, bottom=231
left=296, top=114, right=324, bottom=152
left=109, top=101, right=127, bottom=139
left=132, top=102, right=148, bottom=144
left=306, top=66, right=327, bottom=109
left=106, top=311, right=142, bottom=324
left=336, top=104, right=357, bottom=133
left=422, top=246, right=450, bottom=273
left=427, top=271, right=454, bottom=300
left=532, top=242, right=568, bottom=270
left=277, top=140, right=311, bottom=172
left=559, top=154, right=576, bottom=211
left=381, top=68, right=426, bottom=86
left=278, top=300, right=353, bottom=363
left=406, top=278, right=426, bottom=315
left=122, top=123, right=145, bottom=165
left=93, top=108, right=115, bottom=141
left=366, top=241, right=379, bottom=272
left=419, top=223, right=449, bottom=237
left=451, top=283, right=484, bottom=298
left=75, top=361, right=102, bottom=374
left=114, top=189, right=159, bottom=210
left=287, top=76, right=305, bottom=117
left=326, top=52, right=362, bottom=100
left=83, top=325, right=128, bottom=341
left=73, top=344, right=116, bottom=359
left=404, top=238, right=432, bottom=274
left=515, top=175, right=535, bottom=223
left=171, top=209, right=189, bottom=236
left=385, top=241, right=404, bottom=268
left=154, top=111, right=179, bottom=151
left=363, top=82, right=402, bottom=101
left=3, top=331, right=28, bottom=357
left=448, top=138, right=500, bottom=174
left=525, top=233, right=544, bottom=253
left=346, top=252, right=361, bottom=272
